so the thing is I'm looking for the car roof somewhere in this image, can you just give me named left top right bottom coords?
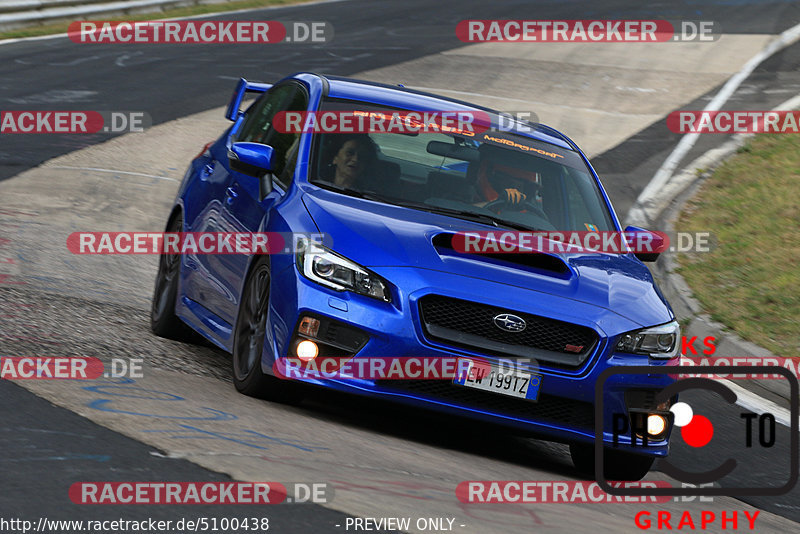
left=308, top=74, right=575, bottom=151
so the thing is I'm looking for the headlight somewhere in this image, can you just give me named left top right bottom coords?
left=615, top=320, right=680, bottom=359
left=297, top=243, right=391, bottom=302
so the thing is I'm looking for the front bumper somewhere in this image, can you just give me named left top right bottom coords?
left=263, top=264, right=675, bottom=454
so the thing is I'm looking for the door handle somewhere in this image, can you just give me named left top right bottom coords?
left=225, top=186, right=238, bottom=205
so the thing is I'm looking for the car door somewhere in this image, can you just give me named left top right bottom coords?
left=180, top=134, right=238, bottom=323
left=209, top=81, right=309, bottom=325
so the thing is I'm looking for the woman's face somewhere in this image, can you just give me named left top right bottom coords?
left=332, top=139, right=368, bottom=186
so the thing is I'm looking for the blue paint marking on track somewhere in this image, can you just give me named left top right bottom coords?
left=82, top=385, right=185, bottom=401
left=82, top=377, right=326, bottom=451
left=86, top=399, right=237, bottom=421
left=142, top=424, right=330, bottom=452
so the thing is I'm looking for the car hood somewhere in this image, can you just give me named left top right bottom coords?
left=302, top=189, right=673, bottom=328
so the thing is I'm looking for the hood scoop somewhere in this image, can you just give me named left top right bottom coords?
left=432, top=232, right=571, bottom=278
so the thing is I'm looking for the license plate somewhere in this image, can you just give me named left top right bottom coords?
left=453, top=359, right=541, bottom=401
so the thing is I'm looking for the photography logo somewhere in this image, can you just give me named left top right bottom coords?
left=595, top=366, right=798, bottom=496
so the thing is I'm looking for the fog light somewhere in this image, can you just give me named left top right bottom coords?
left=298, top=316, right=320, bottom=337
left=296, top=340, right=319, bottom=362
left=647, top=414, right=668, bottom=437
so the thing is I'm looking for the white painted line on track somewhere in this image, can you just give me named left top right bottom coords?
left=761, top=93, right=800, bottom=113
left=627, top=20, right=800, bottom=226
left=656, top=93, right=800, bottom=430
left=666, top=359, right=796, bottom=429
left=50, top=165, right=180, bottom=182
left=724, top=379, right=797, bottom=430
left=632, top=91, right=800, bottom=222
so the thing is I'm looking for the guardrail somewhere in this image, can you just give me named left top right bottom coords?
left=0, top=0, right=236, bottom=33
left=0, top=1, right=111, bottom=15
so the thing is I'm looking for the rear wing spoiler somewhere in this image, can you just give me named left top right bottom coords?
left=225, top=78, right=273, bottom=121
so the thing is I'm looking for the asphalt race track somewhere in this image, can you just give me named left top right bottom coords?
left=1, top=1, right=800, bottom=532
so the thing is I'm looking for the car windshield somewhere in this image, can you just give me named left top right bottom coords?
left=309, top=98, right=615, bottom=232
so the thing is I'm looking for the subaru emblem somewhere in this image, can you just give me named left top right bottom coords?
left=493, top=313, right=526, bottom=333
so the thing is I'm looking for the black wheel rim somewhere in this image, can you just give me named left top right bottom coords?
left=234, top=264, right=270, bottom=381
left=152, top=217, right=181, bottom=321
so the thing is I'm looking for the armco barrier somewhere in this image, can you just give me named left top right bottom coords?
left=0, top=0, right=236, bottom=32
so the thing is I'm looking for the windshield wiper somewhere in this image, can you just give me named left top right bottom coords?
left=415, top=204, right=501, bottom=227
left=408, top=204, right=537, bottom=230
left=318, top=183, right=533, bottom=230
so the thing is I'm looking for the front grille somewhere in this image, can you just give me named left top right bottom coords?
left=383, top=380, right=594, bottom=431
left=419, top=295, right=599, bottom=368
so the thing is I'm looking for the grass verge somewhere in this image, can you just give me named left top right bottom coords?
left=677, top=132, right=800, bottom=358
left=0, top=0, right=312, bottom=41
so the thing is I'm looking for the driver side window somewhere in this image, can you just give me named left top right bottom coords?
left=236, top=83, right=308, bottom=188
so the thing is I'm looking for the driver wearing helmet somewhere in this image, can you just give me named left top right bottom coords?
left=473, top=159, right=540, bottom=210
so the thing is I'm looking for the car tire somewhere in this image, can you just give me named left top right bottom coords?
left=232, top=257, right=302, bottom=403
left=569, top=443, right=655, bottom=481
left=150, top=213, right=192, bottom=340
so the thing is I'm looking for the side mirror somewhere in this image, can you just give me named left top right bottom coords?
left=228, top=142, right=275, bottom=200
left=624, top=225, right=667, bottom=263
left=229, top=142, right=275, bottom=176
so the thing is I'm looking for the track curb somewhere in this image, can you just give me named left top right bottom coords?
left=650, top=94, right=800, bottom=405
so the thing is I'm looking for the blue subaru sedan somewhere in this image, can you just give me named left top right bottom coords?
left=151, top=72, right=680, bottom=480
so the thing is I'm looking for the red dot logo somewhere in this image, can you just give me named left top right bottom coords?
left=670, top=402, right=714, bottom=447
left=680, top=414, right=714, bottom=447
